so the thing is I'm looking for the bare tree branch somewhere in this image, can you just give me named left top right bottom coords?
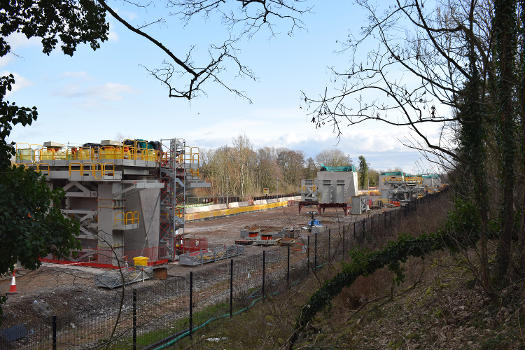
left=302, top=0, right=494, bottom=168
left=98, top=0, right=306, bottom=100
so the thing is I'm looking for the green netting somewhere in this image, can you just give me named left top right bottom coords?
left=319, top=164, right=356, bottom=172
left=380, top=171, right=403, bottom=176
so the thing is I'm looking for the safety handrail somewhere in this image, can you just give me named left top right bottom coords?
left=103, top=163, right=115, bottom=177
left=90, top=163, right=103, bottom=180
left=114, top=211, right=140, bottom=226
left=68, top=162, right=83, bottom=177
left=36, top=163, right=50, bottom=175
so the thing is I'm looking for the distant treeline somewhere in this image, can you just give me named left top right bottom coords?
left=195, top=135, right=383, bottom=199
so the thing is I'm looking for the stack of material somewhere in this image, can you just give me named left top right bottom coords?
left=95, top=267, right=152, bottom=289
left=179, top=245, right=244, bottom=266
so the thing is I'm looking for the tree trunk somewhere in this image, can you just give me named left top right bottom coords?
left=494, top=0, right=518, bottom=281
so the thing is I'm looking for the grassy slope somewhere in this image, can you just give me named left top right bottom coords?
left=164, top=248, right=524, bottom=350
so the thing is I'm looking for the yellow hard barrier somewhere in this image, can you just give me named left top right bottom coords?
left=383, top=176, right=404, bottom=183
left=142, top=149, right=159, bottom=161
left=68, top=162, right=83, bottom=177
left=98, top=146, right=117, bottom=159
left=54, top=150, right=67, bottom=160
left=17, top=141, right=181, bottom=170
left=77, top=148, right=93, bottom=160
left=114, top=212, right=124, bottom=226
left=15, top=143, right=34, bottom=162
left=405, top=176, right=423, bottom=184
left=39, top=148, right=56, bottom=161
left=17, top=148, right=34, bottom=161
left=160, top=151, right=169, bottom=164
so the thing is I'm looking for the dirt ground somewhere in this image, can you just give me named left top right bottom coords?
left=0, top=203, right=385, bottom=333
left=185, top=204, right=356, bottom=244
left=0, top=204, right=366, bottom=297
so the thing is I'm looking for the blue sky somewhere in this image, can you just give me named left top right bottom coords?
left=3, top=1, right=443, bottom=173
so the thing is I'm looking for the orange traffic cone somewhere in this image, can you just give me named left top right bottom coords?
left=7, top=270, right=18, bottom=294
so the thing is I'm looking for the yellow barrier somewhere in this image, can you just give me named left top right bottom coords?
left=36, top=163, right=50, bottom=175
left=77, top=148, right=93, bottom=160
left=103, top=163, right=115, bottom=177
left=68, top=162, right=83, bottom=177
left=114, top=211, right=140, bottom=226
left=17, top=142, right=163, bottom=163
left=186, top=201, right=289, bottom=221
left=90, top=163, right=102, bottom=179
left=40, top=148, right=56, bottom=161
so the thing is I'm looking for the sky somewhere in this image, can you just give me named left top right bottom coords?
left=3, top=1, right=445, bottom=173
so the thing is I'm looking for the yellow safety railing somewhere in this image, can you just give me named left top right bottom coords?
left=383, top=176, right=404, bottom=183
left=405, top=176, right=423, bottom=184
left=114, top=211, right=140, bottom=226
left=68, top=162, right=83, bottom=177
left=90, top=163, right=103, bottom=180
left=125, top=211, right=140, bottom=225
left=36, top=163, right=50, bottom=175
left=39, top=148, right=57, bottom=161
left=103, top=163, right=115, bottom=177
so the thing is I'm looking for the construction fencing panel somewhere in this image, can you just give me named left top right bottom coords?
left=3, top=189, right=448, bottom=350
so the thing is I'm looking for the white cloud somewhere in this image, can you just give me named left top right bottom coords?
left=99, top=83, right=134, bottom=101
left=61, top=71, right=90, bottom=80
left=6, top=32, right=40, bottom=50
left=183, top=106, right=443, bottom=172
left=54, top=82, right=134, bottom=101
left=108, top=30, right=119, bottom=42
left=1, top=71, right=33, bottom=96
left=0, top=55, right=13, bottom=67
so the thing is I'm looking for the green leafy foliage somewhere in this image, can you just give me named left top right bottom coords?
left=0, top=1, right=108, bottom=57
left=0, top=74, right=38, bottom=168
left=0, top=1, right=108, bottom=319
left=358, top=155, right=368, bottom=189
left=0, top=166, right=80, bottom=275
left=0, top=1, right=109, bottom=168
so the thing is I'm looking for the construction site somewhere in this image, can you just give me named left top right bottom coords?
left=0, top=139, right=446, bottom=349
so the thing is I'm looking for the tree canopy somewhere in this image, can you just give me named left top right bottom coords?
left=315, top=149, right=352, bottom=167
left=0, top=1, right=109, bottom=278
left=358, top=155, right=368, bottom=190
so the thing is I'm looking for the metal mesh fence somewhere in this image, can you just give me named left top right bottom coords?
left=2, top=190, right=448, bottom=350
